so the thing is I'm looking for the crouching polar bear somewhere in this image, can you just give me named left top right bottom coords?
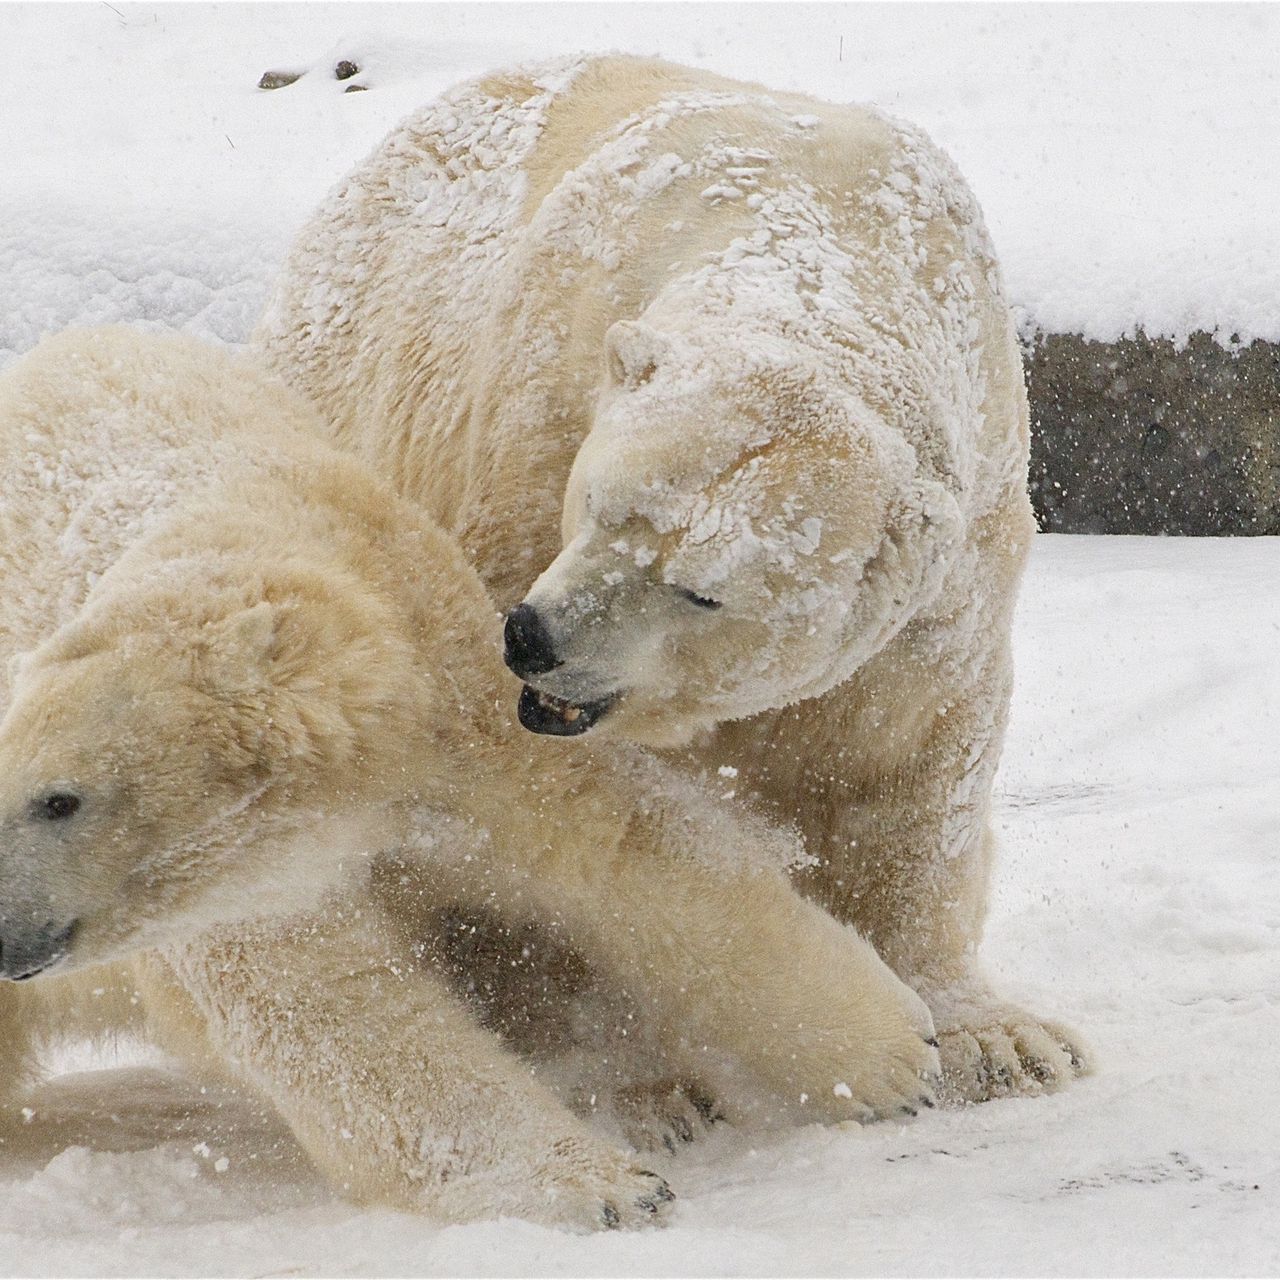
left=257, top=56, right=1088, bottom=1098
left=0, top=327, right=939, bottom=1229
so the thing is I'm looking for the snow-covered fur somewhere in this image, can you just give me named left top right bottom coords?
left=256, top=56, right=1088, bottom=1099
left=0, top=327, right=941, bottom=1228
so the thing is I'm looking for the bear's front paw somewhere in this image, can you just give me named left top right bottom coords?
left=820, top=1027, right=942, bottom=1124
left=530, top=1137, right=675, bottom=1230
left=609, top=1078, right=724, bottom=1154
left=784, top=986, right=941, bottom=1126
left=929, top=992, right=1090, bottom=1104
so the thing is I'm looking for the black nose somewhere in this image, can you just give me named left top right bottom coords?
left=504, top=602, right=562, bottom=677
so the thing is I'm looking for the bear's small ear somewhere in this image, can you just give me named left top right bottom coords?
left=201, top=601, right=278, bottom=693
left=604, top=321, right=671, bottom=389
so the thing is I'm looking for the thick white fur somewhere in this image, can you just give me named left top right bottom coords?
left=0, top=327, right=939, bottom=1229
left=256, top=56, right=1088, bottom=1100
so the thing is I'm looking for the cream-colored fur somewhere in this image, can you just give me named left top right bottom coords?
left=0, top=327, right=939, bottom=1229
left=256, top=56, right=1088, bottom=1100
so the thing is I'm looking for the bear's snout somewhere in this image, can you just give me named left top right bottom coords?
left=0, top=915, right=77, bottom=981
left=504, top=602, right=562, bottom=678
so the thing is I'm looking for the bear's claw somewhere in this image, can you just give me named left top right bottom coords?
left=530, top=1136, right=678, bottom=1230
left=826, top=1029, right=942, bottom=1125
left=933, top=1001, right=1090, bottom=1104
left=610, top=1078, right=723, bottom=1155
left=601, top=1170, right=674, bottom=1228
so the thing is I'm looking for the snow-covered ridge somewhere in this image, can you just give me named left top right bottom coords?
left=4, top=2, right=1278, bottom=366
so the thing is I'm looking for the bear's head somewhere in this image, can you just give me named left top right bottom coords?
left=504, top=320, right=962, bottom=746
left=0, top=565, right=406, bottom=980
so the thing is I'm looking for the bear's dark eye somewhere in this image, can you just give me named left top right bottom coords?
left=36, top=792, right=81, bottom=822
left=675, top=587, right=722, bottom=611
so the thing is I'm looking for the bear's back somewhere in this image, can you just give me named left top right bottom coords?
left=257, top=57, right=1022, bottom=580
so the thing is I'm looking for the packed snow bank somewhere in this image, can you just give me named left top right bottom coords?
left=3, top=2, right=1278, bottom=363
left=3, top=535, right=1277, bottom=1277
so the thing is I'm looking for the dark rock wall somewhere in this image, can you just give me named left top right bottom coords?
left=1024, top=332, right=1279, bottom=535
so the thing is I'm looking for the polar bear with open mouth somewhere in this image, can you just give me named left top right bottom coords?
left=257, top=55, right=1089, bottom=1099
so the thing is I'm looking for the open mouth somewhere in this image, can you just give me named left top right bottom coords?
left=518, top=684, right=618, bottom=736
left=9, top=955, right=65, bottom=981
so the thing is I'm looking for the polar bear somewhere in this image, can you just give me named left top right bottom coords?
left=0, top=327, right=939, bottom=1228
left=256, top=55, right=1088, bottom=1100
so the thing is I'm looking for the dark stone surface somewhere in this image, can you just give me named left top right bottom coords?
left=257, top=69, right=301, bottom=91
left=1024, top=331, right=1280, bottom=535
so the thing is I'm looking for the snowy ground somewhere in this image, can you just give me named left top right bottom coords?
left=3, top=5, right=1279, bottom=1275
left=3, top=534, right=1278, bottom=1277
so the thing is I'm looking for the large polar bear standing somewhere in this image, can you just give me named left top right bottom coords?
left=0, top=327, right=939, bottom=1228
left=257, top=55, right=1087, bottom=1099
